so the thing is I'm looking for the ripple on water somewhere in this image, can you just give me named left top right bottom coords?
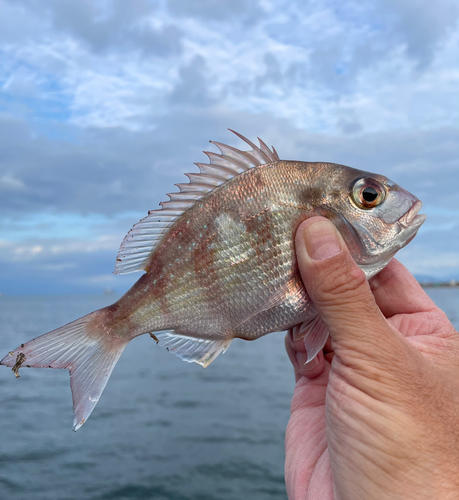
left=194, top=459, right=284, bottom=483
left=93, top=483, right=217, bottom=500
left=0, top=476, right=22, bottom=493
left=0, top=449, right=68, bottom=465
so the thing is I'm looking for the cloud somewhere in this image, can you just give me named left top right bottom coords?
left=36, top=262, right=77, bottom=272
left=168, top=56, right=215, bottom=107
left=0, top=0, right=457, bottom=293
left=1, top=0, right=457, bottom=133
left=383, top=0, right=459, bottom=69
left=8, top=0, right=182, bottom=57
left=168, top=0, right=261, bottom=20
left=0, top=236, right=116, bottom=262
left=399, top=247, right=459, bottom=278
left=1, top=67, right=41, bottom=98
left=0, top=173, right=25, bottom=191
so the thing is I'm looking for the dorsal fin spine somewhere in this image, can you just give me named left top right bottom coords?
left=175, top=183, right=214, bottom=193
left=257, top=137, right=273, bottom=158
left=204, top=150, right=248, bottom=172
left=185, top=173, right=223, bottom=186
left=160, top=201, right=195, bottom=210
left=194, top=163, right=235, bottom=180
left=209, top=142, right=257, bottom=169
left=228, top=129, right=270, bottom=164
left=167, top=192, right=202, bottom=201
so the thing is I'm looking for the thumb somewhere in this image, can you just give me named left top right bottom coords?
left=295, top=217, right=402, bottom=360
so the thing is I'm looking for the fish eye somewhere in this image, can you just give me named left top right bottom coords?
left=351, top=178, right=386, bottom=209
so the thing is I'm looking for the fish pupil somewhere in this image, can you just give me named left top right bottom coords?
left=362, top=187, right=378, bottom=202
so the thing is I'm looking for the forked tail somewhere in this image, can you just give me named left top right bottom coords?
left=0, top=311, right=128, bottom=431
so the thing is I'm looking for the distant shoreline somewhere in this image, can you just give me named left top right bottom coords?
left=419, top=281, right=459, bottom=288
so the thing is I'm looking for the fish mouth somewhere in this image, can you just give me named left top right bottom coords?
left=350, top=198, right=426, bottom=277
left=396, top=200, right=427, bottom=250
left=398, top=200, right=427, bottom=229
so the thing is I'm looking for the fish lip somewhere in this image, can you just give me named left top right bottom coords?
left=396, top=200, right=427, bottom=252
left=399, top=200, right=426, bottom=228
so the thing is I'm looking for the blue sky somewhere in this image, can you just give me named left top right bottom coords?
left=0, top=0, right=458, bottom=294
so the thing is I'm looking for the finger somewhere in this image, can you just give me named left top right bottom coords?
left=324, top=335, right=333, bottom=353
left=295, top=217, right=403, bottom=358
left=369, top=258, right=437, bottom=318
left=285, top=331, right=324, bottom=380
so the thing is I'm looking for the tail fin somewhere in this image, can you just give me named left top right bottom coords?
left=0, top=311, right=128, bottom=431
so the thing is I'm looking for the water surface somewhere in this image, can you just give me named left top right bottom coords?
left=0, top=289, right=458, bottom=499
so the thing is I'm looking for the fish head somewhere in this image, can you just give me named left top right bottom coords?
left=319, top=165, right=427, bottom=278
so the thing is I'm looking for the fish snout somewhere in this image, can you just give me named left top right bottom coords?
left=398, top=200, right=426, bottom=229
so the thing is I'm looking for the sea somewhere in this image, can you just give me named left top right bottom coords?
left=0, top=288, right=458, bottom=500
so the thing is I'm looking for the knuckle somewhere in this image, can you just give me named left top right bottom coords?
left=313, top=258, right=368, bottom=305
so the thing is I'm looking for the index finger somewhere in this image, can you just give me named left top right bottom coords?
left=369, top=259, right=437, bottom=318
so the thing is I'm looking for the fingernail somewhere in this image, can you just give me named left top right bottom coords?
left=303, top=356, right=320, bottom=371
left=295, top=352, right=320, bottom=370
left=303, top=220, right=341, bottom=261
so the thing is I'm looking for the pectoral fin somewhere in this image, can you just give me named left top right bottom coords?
left=233, top=278, right=305, bottom=331
left=292, top=316, right=329, bottom=362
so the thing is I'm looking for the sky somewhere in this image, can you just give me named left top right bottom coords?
left=0, top=0, right=458, bottom=294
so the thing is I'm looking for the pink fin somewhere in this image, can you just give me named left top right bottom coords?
left=155, top=331, right=232, bottom=368
left=233, top=287, right=289, bottom=330
left=0, top=312, right=128, bottom=431
left=292, top=316, right=329, bottom=362
left=228, top=129, right=271, bottom=164
left=234, top=278, right=305, bottom=330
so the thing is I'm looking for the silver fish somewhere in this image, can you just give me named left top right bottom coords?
left=1, top=130, right=426, bottom=430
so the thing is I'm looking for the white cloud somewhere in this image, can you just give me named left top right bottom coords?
left=0, top=0, right=457, bottom=133
left=0, top=240, right=43, bottom=260
left=87, top=274, right=117, bottom=283
left=1, top=67, right=40, bottom=97
left=0, top=235, right=119, bottom=262
left=399, top=249, right=459, bottom=276
left=0, top=173, right=25, bottom=191
left=36, top=262, right=77, bottom=271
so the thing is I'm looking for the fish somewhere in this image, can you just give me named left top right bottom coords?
left=0, top=130, right=426, bottom=430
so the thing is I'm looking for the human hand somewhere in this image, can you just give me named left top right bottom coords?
left=284, top=216, right=459, bottom=500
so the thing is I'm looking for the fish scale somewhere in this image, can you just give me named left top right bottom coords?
left=0, top=131, right=426, bottom=430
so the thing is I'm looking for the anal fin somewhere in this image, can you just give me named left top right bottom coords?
left=154, top=331, right=232, bottom=368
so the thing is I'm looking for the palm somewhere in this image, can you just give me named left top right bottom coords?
left=285, top=359, right=333, bottom=498
left=284, top=259, right=459, bottom=499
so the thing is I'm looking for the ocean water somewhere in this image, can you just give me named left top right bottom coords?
left=0, top=288, right=458, bottom=500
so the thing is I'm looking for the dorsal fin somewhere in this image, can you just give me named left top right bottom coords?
left=114, top=131, right=280, bottom=275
